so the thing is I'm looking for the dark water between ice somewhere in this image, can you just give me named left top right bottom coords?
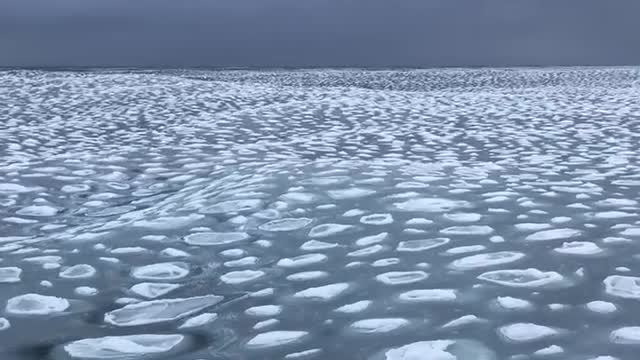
left=1, top=68, right=640, bottom=360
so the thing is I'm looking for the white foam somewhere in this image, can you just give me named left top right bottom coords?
left=6, top=293, right=70, bottom=315
left=105, top=295, right=223, bottom=326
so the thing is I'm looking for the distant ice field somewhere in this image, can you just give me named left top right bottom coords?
left=1, top=67, right=640, bottom=359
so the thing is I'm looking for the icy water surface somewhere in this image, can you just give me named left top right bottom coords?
left=1, top=67, right=640, bottom=359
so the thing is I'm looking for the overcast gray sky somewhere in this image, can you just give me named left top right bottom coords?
left=1, top=0, right=639, bottom=68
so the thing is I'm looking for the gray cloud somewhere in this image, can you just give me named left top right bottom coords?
left=1, top=0, right=639, bottom=67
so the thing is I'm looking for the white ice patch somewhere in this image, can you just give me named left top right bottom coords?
left=247, top=331, right=308, bottom=349
left=105, top=295, right=223, bottom=326
left=494, top=296, right=533, bottom=311
left=610, top=327, right=640, bottom=344
left=184, top=232, right=249, bottom=246
left=220, top=270, right=265, bottom=284
left=0, top=267, right=22, bottom=283
left=393, top=198, right=470, bottom=212
left=586, top=300, right=617, bottom=314
left=525, top=228, right=581, bottom=241
left=603, top=275, right=640, bottom=299
left=397, top=238, right=450, bottom=252
left=398, top=289, right=457, bottom=302
left=63, top=334, right=185, bottom=359
left=245, top=305, right=282, bottom=317
left=200, top=199, right=263, bottom=214
left=59, top=264, right=97, bottom=279
left=131, top=262, right=189, bottom=281
left=360, top=213, right=394, bottom=225
left=0, top=317, right=10, bottom=331
left=349, top=318, right=409, bottom=334
left=179, top=312, right=218, bottom=329
left=278, top=253, right=328, bottom=268
left=444, top=213, right=482, bottom=222
left=286, top=271, right=329, bottom=282
left=376, top=271, right=429, bottom=285
left=445, top=245, right=487, bottom=255
left=554, top=241, right=603, bottom=255
left=380, top=339, right=495, bottom=360
left=6, top=293, right=70, bottom=315
left=309, top=223, right=352, bottom=238
left=449, top=252, right=525, bottom=271
left=498, top=323, right=559, bottom=343
left=328, top=188, right=375, bottom=199
left=440, top=225, right=494, bottom=236
left=294, top=283, right=350, bottom=301
left=259, top=218, right=313, bottom=232
left=16, top=205, right=58, bottom=217
left=133, top=214, right=204, bottom=230
left=300, top=240, right=339, bottom=251
left=335, top=300, right=371, bottom=313
left=478, top=268, right=565, bottom=288
left=130, top=283, right=181, bottom=299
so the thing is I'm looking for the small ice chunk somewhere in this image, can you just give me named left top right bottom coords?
left=0, top=317, right=10, bottom=331
left=603, top=275, right=640, bottom=299
left=440, top=225, right=494, bottom=235
left=393, top=198, right=471, bottom=212
left=495, top=296, right=533, bottom=311
left=286, top=271, right=328, bottom=282
left=398, top=289, right=457, bottom=302
left=356, top=232, right=389, bottom=246
left=478, top=268, right=565, bottom=288
left=360, top=213, right=394, bottom=225
left=259, top=218, right=313, bottom=232
left=534, top=345, right=564, bottom=356
left=586, top=301, right=617, bottom=314
left=397, top=238, right=449, bottom=252
left=449, top=252, right=525, bottom=271
left=245, top=305, right=282, bottom=317
left=75, top=286, right=98, bottom=296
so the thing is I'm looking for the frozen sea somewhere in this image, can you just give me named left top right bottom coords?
left=1, top=67, right=640, bottom=359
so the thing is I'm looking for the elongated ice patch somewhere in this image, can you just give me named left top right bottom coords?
left=449, top=252, right=525, bottom=271
left=184, top=232, right=250, bottom=246
left=63, top=334, right=186, bottom=359
left=247, top=331, right=309, bottom=349
left=105, top=295, right=223, bottom=326
left=393, top=198, right=471, bottom=213
left=6, top=293, right=70, bottom=315
left=259, top=218, right=313, bottom=232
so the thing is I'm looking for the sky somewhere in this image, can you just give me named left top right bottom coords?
left=1, top=0, right=639, bottom=68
